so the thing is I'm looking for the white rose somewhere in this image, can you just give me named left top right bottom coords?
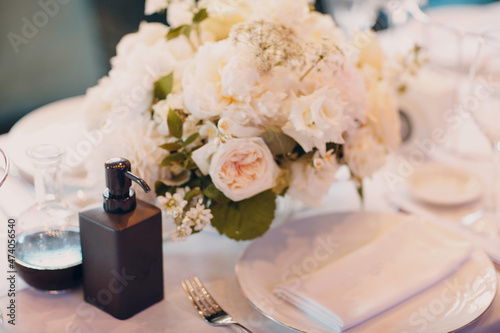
left=220, top=56, right=262, bottom=102
left=344, top=127, right=387, bottom=178
left=287, top=158, right=340, bottom=207
left=208, top=138, right=279, bottom=201
left=167, top=0, right=195, bottom=28
left=366, top=80, right=401, bottom=151
left=300, top=63, right=369, bottom=134
left=199, top=0, right=251, bottom=41
left=182, top=40, right=235, bottom=119
left=145, top=0, right=169, bottom=15
left=192, top=141, right=218, bottom=175
left=115, top=22, right=169, bottom=57
left=282, top=87, right=347, bottom=156
left=218, top=63, right=293, bottom=137
left=295, top=11, right=345, bottom=43
left=250, top=0, right=310, bottom=27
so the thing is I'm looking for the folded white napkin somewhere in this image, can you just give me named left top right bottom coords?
left=273, top=219, right=472, bottom=332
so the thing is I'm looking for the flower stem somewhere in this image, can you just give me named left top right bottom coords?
left=300, top=56, right=324, bottom=82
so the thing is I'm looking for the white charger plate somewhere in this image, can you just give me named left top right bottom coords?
left=236, top=212, right=496, bottom=333
left=7, top=96, right=89, bottom=187
left=408, top=163, right=483, bottom=206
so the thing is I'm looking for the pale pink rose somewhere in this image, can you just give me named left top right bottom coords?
left=209, top=138, right=279, bottom=201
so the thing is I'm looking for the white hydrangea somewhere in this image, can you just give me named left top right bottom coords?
left=343, top=127, right=387, bottom=178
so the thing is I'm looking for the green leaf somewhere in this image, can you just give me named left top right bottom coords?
left=155, top=180, right=174, bottom=197
left=210, top=190, right=277, bottom=241
left=185, top=175, right=211, bottom=190
left=159, top=142, right=183, bottom=151
left=160, top=152, right=186, bottom=166
left=183, top=133, right=200, bottom=146
left=355, top=177, right=365, bottom=209
left=204, top=184, right=230, bottom=204
left=154, top=72, right=174, bottom=100
left=262, top=128, right=298, bottom=157
left=185, top=188, right=203, bottom=203
left=183, top=156, right=199, bottom=170
left=193, top=8, right=208, bottom=23
left=168, top=108, right=183, bottom=139
left=182, top=25, right=192, bottom=38
left=167, top=25, right=187, bottom=40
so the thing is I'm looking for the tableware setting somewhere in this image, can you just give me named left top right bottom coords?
left=237, top=211, right=496, bottom=333
left=407, top=162, right=483, bottom=206
left=182, top=275, right=253, bottom=333
left=4, top=1, right=500, bottom=332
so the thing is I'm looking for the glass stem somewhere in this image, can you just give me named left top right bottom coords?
left=33, top=159, right=63, bottom=207
left=489, top=144, right=500, bottom=218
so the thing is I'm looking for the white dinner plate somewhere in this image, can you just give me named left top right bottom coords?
left=236, top=212, right=496, bottom=333
left=408, top=163, right=483, bottom=206
left=7, top=96, right=89, bottom=187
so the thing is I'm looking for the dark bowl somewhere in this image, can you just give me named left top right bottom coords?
left=15, top=227, right=82, bottom=292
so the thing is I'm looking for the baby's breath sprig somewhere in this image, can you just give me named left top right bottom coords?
left=300, top=39, right=344, bottom=82
left=230, top=20, right=305, bottom=74
left=394, top=44, right=428, bottom=93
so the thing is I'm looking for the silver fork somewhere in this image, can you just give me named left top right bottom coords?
left=181, top=276, right=253, bottom=333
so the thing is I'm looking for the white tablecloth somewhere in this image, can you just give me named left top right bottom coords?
left=1, top=130, right=500, bottom=333
left=3, top=3, right=500, bottom=332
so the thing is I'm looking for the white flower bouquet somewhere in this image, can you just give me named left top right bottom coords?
left=83, top=0, right=418, bottom=241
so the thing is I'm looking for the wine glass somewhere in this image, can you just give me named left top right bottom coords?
left=0, top=148, right=8, bottom=188
left=465, top=29, right=500, bottom=237
left=323, top=0, right=380, bottom=34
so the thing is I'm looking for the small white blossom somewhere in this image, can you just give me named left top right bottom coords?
left=313, top=158, right=324, bottom=169
left=170, top=223, right=193, bottom=241
left=175, top=186, right=191, bottom=198
left=184, top=203, right=213, bottom=231
left=157, top=192, right=188, bottom=218
left=199, top=121, right=218, bottom=140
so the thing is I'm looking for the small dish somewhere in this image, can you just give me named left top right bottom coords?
left=408, top=163, right=483, bottom=206
left=15, top=227, right=82, bottom=292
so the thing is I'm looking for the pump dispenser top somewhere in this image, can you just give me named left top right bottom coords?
left=103, top=158, right=151, bottom=214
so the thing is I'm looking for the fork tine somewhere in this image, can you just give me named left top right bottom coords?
left=189, top=276, right=217, bottom=315
left=181, top=279, right=206, bottom=318
left=193, top=276, right=222, bottom=312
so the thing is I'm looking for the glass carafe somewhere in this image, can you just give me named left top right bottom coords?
left=17, top=144, right=77, bottom=232
left=15, top=144, right=81, bottom=292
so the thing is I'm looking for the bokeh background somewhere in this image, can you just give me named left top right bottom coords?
left=0, top=0, right=497, bottom=134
